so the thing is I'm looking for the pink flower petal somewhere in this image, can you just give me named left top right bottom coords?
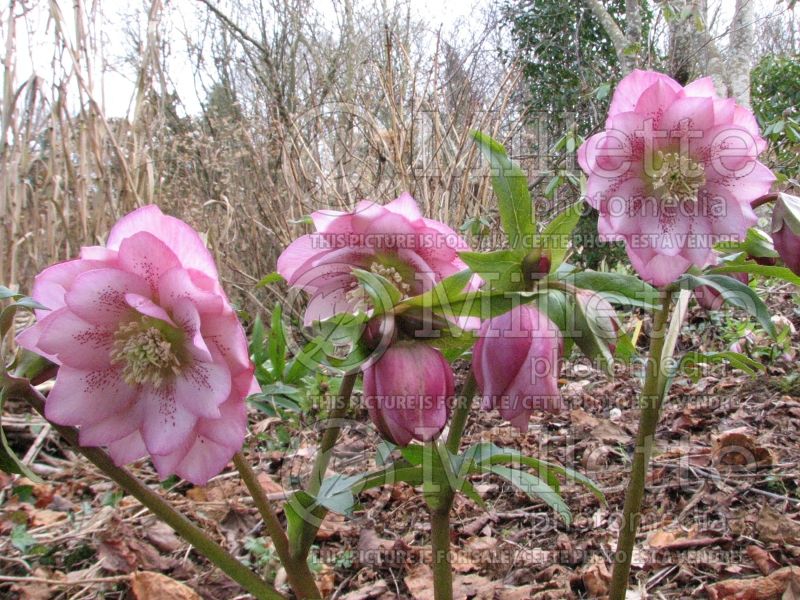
left=276, top=234, right=329, bottom=283
left=118, top=231, right=182, bottom=291
left=152, top=434, right=236, bottom=485
left=197, top=396, right=247, bottom=447
left=157, top=267, right=225, bottom=314
left=107, top=205, right=218, bottom=277
left=174, top=359, right=231, bottom=419
left=106, top=431, right=148, bottom=465
left=125, top=293, right=176, bottom=325
left=36, top=308, right=115, bottom=370
left=44, top=365, right=136, bottom=427
left=385, top=192, right=423, bottom=221
left=65, top=268, right=149, bottom=326
left=171, top=298, right=213, bottom=363
left=140, top=385, right=199, bottom=455
left=607, top=70, right=681, bottom=122
left=79, top=400, right=145, bottom=446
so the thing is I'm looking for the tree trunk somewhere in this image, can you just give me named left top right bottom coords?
left=729, top=0, right=754, bottom=107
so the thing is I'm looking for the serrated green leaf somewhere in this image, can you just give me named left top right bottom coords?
left=681, top=351, right=765, bottom=380
left=459, top=249, right=525, bottom=292
left=352, top=269, right=401, bottom=314
left=472, top=131, right=536, bottom=250
left=540, top=201, right=583, bottom=271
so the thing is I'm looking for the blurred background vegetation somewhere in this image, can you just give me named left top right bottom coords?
left=1, top=0, right=797, bottom=315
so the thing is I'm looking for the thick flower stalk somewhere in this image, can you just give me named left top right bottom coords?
left=472, top=305, right=563, bottom=431
left=18, top=205, right=257, bottom=485
left=362, top=342, right=454, bottom=446
left=277, top=193, right=474, bottom=324
left=578, top=70, right=775, bottom=287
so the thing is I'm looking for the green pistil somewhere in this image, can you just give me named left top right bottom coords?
left=110, top=320, right=182, bottom=387
left=651, top=151, right=706, bottom=204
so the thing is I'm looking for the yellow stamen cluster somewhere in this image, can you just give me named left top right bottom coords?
left=111, top=321, right=181, bottom=387
left=651, top=151, right=706, bottom=204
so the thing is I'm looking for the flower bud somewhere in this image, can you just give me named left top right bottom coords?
left=362, top=342, right=454, bottom=446
left=472, top=305, right=563, bottom=431
left=772, top=193, right=800, bottom=276
left=694, top=272, right=749, bottom=311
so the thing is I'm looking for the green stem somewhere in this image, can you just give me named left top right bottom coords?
left=430, top=503, right=454, bottom=600
left=445, top=372, right=477, bottom=454
left=608, top=288, right=674, bottom=600
left=306, top=371, right=357, bottom=497
left=11, top=379, right=283, bottom=600
left=233, top=452, right=321, bottom=599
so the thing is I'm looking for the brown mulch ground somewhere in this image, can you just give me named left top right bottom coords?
left=1, top=285, right=799, bottom=599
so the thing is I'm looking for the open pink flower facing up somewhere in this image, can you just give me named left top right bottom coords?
left=472, top=305, right=563, bottom=431
left=363, top=342, right=454, bottom=446
left=17, top=206, right=257, bottom=485
left=277, top=193, right=473, bottom=325
left=578, top=70, right=775, bottom=287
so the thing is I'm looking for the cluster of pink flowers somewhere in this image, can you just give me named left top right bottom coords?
left=20, top=69, right=780, bottom=471
left=18, top=206, right=256, bottom=485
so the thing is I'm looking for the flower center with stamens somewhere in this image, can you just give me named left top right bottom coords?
left=369, top=262, right=411, bottom=295
left=111, top=320, right=182, bottom=387
left=651, top=151, right=706, bottom=203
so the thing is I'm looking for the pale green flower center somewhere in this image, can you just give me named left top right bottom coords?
left=651, top=151, right=706, bottom=203
left=369, top=262, right=411, bottom=295
left=111, top=321, right=182, bottom=387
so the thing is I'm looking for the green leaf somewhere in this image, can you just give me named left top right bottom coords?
left=268, top=305, right=287, bottom=380
left=557, top=271, right=660, bottom=308
left=285, top=491, right=326, bottom=558
left=401, top=269, right=474, bottom=311
left=465, top=442, right=605, bottom=504
left=681, top=351, right=765, bottom=381
left=485, top=465, right=572, bottom=524
left=0, top=286, right=19, bottom=300
left=459, top=249, right=525, bottom=292
left=540, top=201, right=583, bottom=272
left=676, top=274, right=776, bottom=337
left=471, top=131, right=536, bottom=250
left=534, top=289, right=575, bottom=357
left=573, top=290, right=615, bottom=372
left=0, top=385, right=42, bottom=481
left=317, top=473, right=362, bottom=515
left=250, top=315, right=268, bottom=366
left=256, top=272, right=285, bottom=287
left=716, top=228, right=778, bottom=259
left=710, top=263, right=800, bottom=286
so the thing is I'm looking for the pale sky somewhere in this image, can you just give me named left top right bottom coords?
left=11, top=0, right=783, bottom=119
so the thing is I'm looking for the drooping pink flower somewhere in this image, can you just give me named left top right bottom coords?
left=362, top=342, right=454, bottom=446
left=472, top=305, right=563, bottom=431
left=578, top=70, right=775, bottom=287
left=17, top=206, right=257, bottom=485
left=772, top=193, right=800, bottom=276
left=575, top=289, right=620, bottom=354
left=277, top=193, right=474, bottom=325
left=694, top=272, right=749, bottom=311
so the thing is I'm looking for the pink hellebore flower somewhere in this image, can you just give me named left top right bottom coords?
left=472, top=305, right=563, bottom=431
left=363, top=342, right=454, bottom=446
left=277, top=193, right=473, bottom=325
left=578, top=70, right=775, bottom=287
left=17, top=206, right=257, bottom=485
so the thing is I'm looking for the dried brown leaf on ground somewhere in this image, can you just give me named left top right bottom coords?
left=130, top=571, right=201, bottom=600
left=98, top=519, right=174, bottom=574
left=758, top=506, right=800, bottom=546
left=748, top=545, right=782, bottom=576
left=706, top=566, right=800, bottom=599
left=582, top=555, right=611, bottom=597
left=712, top=428, right=776, bottom=468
